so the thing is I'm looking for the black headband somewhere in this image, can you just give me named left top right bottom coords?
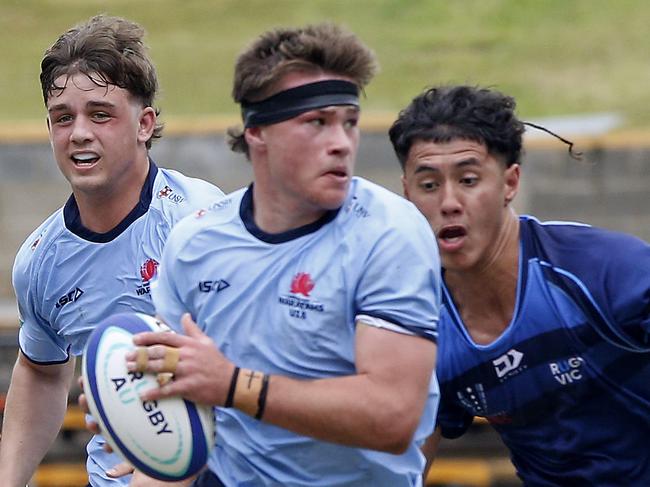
left=241, top=79, right=359, bottom=128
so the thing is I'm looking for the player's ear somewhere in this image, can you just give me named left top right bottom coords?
left=504, top=163, right=520, bottom=206
left=244, top=126, right=266, bottom=152
left=137, top=106, right=156, bottom=144
left=401, top=174, right=410, bottom=200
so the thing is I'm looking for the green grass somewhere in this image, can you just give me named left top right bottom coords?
left=2, top=0, right=650, bottom=128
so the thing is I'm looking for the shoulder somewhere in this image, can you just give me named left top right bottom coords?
left=522, top=215, right=650, bottom=347
left=521, top=215, right=649, bottom=269
left=13, top=208, right=66, bottom=293
left=164, top=187, right=246, bottom=256
left=345, top=177, right=432, bottom=232
left=14, top=208, right=66, bottom=269
left=150, top=168, right=225, bottom=223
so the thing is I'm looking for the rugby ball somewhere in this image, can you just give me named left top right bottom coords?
left=82, top=312, right=215, bottom=481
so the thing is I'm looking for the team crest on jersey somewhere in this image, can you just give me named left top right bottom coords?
left=278, top=272, right=324, bottom=320
left=157, top=185, right=185, bottom=204
left=290, top=273, right=314, bottom=297
left=136, top=258, right=159, bottom=296
left=140, top=258, right=159, bottom=282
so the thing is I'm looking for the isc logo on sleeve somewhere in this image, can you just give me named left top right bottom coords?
left=55, top=287, right=84, bottom=309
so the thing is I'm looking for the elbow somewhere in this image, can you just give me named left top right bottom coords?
left=375, top=426, right=418, bottom=455
left=381, top=435, right=414, bottom=455
left=370, top=407, right=420, bottom=454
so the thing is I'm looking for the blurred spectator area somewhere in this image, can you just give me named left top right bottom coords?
left=1, top=127, right=649, bottom=302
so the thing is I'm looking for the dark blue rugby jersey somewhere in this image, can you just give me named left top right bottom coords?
left=436, top=215, right=650, bottom=486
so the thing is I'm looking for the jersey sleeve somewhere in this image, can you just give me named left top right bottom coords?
left=161, top=169, right=225, bottom=222
left=436, top=391, right=475, bottom=439
left=598, top=234, right=650, bottom=350
left=13, top=241, right=69, bottom=363
left=179, top=176, right=225, bottom=214
left=355, top=203, right=440, bottom=341
left=546, top=225, right=650, bottom=352
left=150, top=218, right=195, bottom=333
left=526, top=219, right=650, bottom=352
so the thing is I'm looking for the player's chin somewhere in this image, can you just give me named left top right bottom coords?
left=315, top=181, right=349, bottom=209
left=316, top=190, right=348, bottom=211
left=440, top=252, right=475, bottom=272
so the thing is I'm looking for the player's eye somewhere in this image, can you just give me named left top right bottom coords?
left=419, top=180, right=439, bottom=192
left=344, top=117, right=359, bottom=129
left=54, top=114, right=73, bottom=124
left=92, top=112, right=111, bottom=121
left=460, top=175, right=479, bottom=186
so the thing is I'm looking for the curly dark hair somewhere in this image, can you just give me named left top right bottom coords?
left=40, top=15, right=163, bottom=149
left=389, top=85, right=525, bottom=170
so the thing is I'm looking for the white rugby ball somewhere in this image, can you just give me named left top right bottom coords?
left=82, top=312, right=215, bottom=481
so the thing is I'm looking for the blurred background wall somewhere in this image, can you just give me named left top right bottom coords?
left=1, top=132, right=648, bottom=302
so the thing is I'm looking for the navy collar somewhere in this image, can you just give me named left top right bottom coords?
left=239, top=184, right=339, bottom=244
left=63, top=160, right=158, bottom=243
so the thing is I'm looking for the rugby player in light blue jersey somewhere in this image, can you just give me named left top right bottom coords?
left=127, top=23, right=441, bottom=487
left=390, top=85, right=650, bottom=486
left=0, top=16, right=223, bottom=487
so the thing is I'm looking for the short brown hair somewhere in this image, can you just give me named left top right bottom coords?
left=40, top=15, right=163, bottom=149
left=227, top=22, right=377, bottom=157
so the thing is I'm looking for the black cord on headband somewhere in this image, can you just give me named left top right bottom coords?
left=523, top=121, right=583, bottom=160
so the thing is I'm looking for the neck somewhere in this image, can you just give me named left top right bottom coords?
left=74, top=158, right=150, bottom=234
left=444, top=211, right=520, bottom=343
left=251, top=184, right=327, bottom=234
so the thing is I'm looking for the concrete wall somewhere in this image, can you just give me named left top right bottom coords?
left=1, top=132, right=648, bottom=302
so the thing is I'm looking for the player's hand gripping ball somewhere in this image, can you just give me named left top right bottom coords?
left=82, top=312, right=215, bottom=481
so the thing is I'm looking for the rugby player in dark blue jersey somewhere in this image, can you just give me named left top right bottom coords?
left=390, top=85, right=650, bottom=486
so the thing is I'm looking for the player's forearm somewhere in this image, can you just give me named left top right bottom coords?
left=130, top=317, right=437, bottom=453
left=259, top=371, right=430, bottom=453
left=0, top=355, right=74, bottom=486
left=252, top=328, right=437, bottom=453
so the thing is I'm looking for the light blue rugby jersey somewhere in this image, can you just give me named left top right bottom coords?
left=436, top=216, right=650, bottom=486
left=12, top=160, right=223, bottom=487
left=152, top=176, right=441, bottom=487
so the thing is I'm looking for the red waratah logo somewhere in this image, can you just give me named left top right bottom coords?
left=290, top=272, right=314, bottom=297
left=140, top=258, right=159, bottom=282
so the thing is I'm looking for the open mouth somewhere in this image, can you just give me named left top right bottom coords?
left=438, top=225, right=467, bottom=243
left=71, top=152, right=100, bottom=166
